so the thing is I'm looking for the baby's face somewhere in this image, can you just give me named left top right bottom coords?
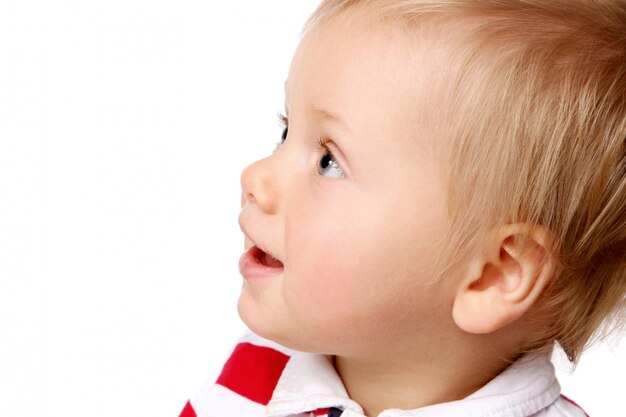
left=238, top=12, right=457, bottom=356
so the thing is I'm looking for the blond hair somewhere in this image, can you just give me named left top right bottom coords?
left=304, top=0, right=626, bottom=363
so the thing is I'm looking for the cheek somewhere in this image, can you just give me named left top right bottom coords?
left=282, top=190, right=438, bottom=333
left=283, top=193, right=388, bottom=339
left=284, top=203, right=360, bottom=312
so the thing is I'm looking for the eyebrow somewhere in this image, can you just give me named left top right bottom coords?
left=311, top=107, right=351, bottom=133
left=285, top=82, right=351, bottom=133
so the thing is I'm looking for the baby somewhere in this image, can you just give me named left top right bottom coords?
left=181, top=1, right=625, bottom=416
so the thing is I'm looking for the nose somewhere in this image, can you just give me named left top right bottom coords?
left=240, top=155, right=280, bottom=214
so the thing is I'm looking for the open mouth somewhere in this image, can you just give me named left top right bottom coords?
left=252, top=246, right=284, bottom=268
left=238, top=245, right=285, bottom=279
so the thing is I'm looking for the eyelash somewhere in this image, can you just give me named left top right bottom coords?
left=276, top=112, right=289, bottom=145
left=275, top=112, right=345, bottom=179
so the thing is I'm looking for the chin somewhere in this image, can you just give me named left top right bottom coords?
left=236, top=292, right=346, bottom=354
left=237, top=296, right=287, bottom=345
left=237, top=306, right=317, bottom=353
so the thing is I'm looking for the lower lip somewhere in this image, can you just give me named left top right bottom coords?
left=238, top=246, right=284, bottom=279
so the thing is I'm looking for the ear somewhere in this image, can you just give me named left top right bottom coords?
left=452, top=224, right=555, bottom=334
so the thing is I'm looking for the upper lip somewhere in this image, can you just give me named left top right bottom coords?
left=238, top=217, right=282, bottom=262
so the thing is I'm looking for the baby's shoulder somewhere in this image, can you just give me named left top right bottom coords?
left=532, top=394, right=589, bottom=417
left=180, top=332, right=296, bottom=417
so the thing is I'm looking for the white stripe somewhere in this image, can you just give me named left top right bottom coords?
left=192, top=384, right=266, bottom=417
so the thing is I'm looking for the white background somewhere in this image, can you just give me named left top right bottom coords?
left=0, top=1, right=623, bottom=416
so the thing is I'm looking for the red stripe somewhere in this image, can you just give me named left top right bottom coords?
left=216, top=342, right=291, bottom=405
left=179, top=401, right=197, bottom=417
left=561, top=394, right=589, bottom=417
left=314, top=408, right=330, bottom=416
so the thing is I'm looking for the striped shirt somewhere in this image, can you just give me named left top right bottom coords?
left=180, top=332, right=589, bottom=417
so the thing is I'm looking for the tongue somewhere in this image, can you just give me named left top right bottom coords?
left=262, top=252, right=284, bottom=268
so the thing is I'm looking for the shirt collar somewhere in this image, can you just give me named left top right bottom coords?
left=266, top=351, right=561, bottom=417
left=266, top=352, right=364, bottom=417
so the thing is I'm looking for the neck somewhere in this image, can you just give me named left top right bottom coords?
left=332, top=341, right=512, bottom=417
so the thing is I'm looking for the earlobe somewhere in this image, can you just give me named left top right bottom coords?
left=452, top=224, right=555, bottom=334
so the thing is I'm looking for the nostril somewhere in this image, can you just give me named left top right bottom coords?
left=241, top=191, right=255, bottom=208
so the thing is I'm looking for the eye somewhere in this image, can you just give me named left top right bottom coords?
left=316, top=138, right=345, bottom=179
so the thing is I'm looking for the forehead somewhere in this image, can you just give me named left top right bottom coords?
left=285, top=8, right=453, bottom=158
